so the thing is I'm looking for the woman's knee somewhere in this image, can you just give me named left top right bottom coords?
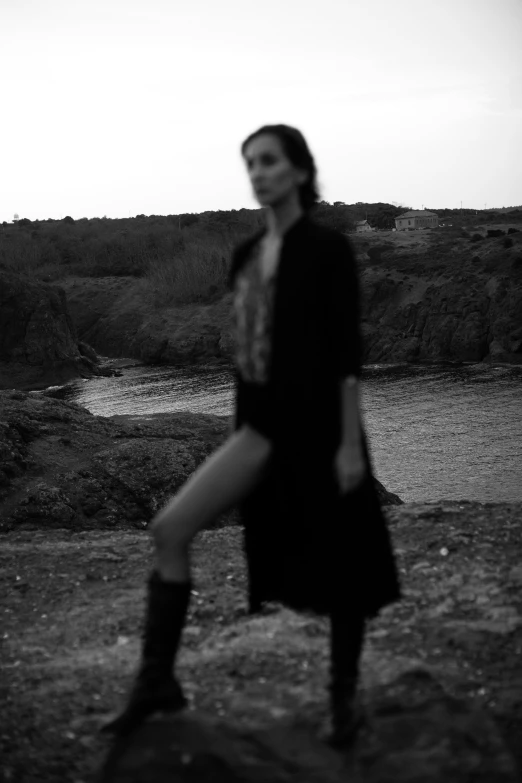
left=150, top=507, right=190, bottom=552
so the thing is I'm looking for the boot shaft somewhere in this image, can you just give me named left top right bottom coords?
left=140, top=571, right=192, bottom=675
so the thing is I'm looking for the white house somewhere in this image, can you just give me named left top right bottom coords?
left=395, top=210, right=438, bottom=231
left=355, top=220, right=373, bottom=232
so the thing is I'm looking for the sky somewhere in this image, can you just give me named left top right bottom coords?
left=1, top=0, right=521, bottom=222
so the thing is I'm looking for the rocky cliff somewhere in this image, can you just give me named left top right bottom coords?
left=60, top=225, right=522, bottom=368
left=357, top=227, right=522, bottom=364
left=0, top=272, right=106, bottom=390
left=59, top=276, right=235, bottom=366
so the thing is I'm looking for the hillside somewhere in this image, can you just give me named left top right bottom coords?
left=58, top=220, right=522, bottom=368
left=353, top=223, right=522, bottom=363
left=1, top=205, right=522, bottom=371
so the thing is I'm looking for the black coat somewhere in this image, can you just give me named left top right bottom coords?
left=230, top=215, right=400, bottom=618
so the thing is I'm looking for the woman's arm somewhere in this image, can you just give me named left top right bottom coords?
left=324, top=236, right=366, bottom=493
left=340, top=374, right=362, bottom=445
left=335, top=374, right=366, bottom=494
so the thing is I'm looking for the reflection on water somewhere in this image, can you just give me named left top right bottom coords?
left=53, top=366, right=234, bottom=417
left=47, top=363, right=522, bottom=504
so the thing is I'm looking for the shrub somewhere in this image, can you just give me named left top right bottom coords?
left=507, top=227, right=520, bottom=234
left=487, top=229, right=505, bottom=238
left=470, top=234, right=484, bottom=242
left=144, top=241, right=231, bottom=305
left=503, top=237, right=514, bottom=249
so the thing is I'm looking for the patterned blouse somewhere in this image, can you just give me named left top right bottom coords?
left=233, top=239, right=277, bottom=385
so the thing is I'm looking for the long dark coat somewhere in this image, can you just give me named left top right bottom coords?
left=229, top=215, right=400, bottom=618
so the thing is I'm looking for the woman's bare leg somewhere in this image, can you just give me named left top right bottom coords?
left=151, top=424, right=271, bottom=581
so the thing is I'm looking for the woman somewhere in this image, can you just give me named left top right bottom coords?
left=103, top=124, right=400, bottom=747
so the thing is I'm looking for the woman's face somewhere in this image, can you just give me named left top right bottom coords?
left=243, top=134, right=308, bottom=208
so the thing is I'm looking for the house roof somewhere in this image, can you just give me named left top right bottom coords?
left=396, top=210, right=438, bottom=219
left=355, top=220, right=369, bottom=225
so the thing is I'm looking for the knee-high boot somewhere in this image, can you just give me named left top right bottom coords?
left=327, top=607, right=366, bottom=748
left=102, top=571, right=191, bottom=737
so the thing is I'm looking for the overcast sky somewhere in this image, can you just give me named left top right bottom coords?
left=1, top=0, right=521, bottom=222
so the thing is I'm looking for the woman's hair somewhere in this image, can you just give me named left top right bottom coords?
left=241, top=124, right=320, bottom=210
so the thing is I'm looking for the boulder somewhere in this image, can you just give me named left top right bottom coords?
left=0, top=272, right=105, bottom=390
left=99, top=669, right=518, bottom=783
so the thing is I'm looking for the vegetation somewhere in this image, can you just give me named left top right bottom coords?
left=0, top=210, right=262, bottom=302
left=1, top=203, right=521, bottom=304
left=433, top=207, right=522, bottom=229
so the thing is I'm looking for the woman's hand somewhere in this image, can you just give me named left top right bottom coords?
left=334, top=440, right=366, bottom=495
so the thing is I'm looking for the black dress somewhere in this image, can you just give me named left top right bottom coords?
left=230, top=215, right=401, bottom=619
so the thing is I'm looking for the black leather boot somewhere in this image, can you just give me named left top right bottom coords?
left=327, top=607, right=366, bottom=749
left=102, top=571, right=191, bottom=737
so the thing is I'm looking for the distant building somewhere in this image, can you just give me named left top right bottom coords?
left=395, top=210, right=438, bottom=230
left=355, top=219, right=373, bottom=232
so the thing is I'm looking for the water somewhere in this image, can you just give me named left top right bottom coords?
left=48, top=363, right=522, bottom=504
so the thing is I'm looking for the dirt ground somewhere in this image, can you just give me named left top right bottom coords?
left=1, top=499, right=521, bottom=782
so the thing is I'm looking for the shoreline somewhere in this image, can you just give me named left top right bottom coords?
left=44, top=353, right=522, bottom=387
left=25, top=362, right=522, bottom=508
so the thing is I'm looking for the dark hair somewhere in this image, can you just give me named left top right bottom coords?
left=241, top=124, right=320, bottom=210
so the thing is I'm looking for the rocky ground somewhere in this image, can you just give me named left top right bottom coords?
left=1, top=392, right=521, bottom=781
left=2, top=503, right=521, bottom=782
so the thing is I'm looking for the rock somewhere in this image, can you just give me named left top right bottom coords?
left=0, top=271, right=107, bottom=390
left=0, top=392, right=229, bottom=530
left=18, top=482, right=75, bottom=524
left=78, top=340, right=100, bottom=364
left=485, top=337, right=522, bottom=364
left=100, top=713, right=348, bottom=783
left=353, top=668, right=519, bottom=782
left=60, top=277, right=235, bottom=365
left=375, top=479, right=403, bottom=506
left=99, top=669, right=518, bottom=783
left=489, top=339, right=506, bottom=357
left=0, top=393, right=401, bottom=530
